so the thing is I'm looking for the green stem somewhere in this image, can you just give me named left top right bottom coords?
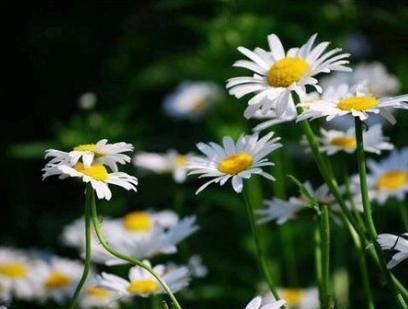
left=397, top=200, right=408, bottom=231
left=314, top=218, right=323, bottom=306
left=320, top=205, right=331, bottom=309
left=243, top=189, right=280, bottom=301
left=89, top=190, right=182, bottom=309
left=69, top=184, right=92, bottom=309
left=355, top=117, right=408, bottom=309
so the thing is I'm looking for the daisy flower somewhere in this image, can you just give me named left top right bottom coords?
left=378, top=233, right=408, bottom=269
left=163, top=81, right=221, bottom=120
left=97, top=261, right=190, bottom=298
left=42, top=161, right=138, bottom=200
left=187, top=255, right=208, bottom=278
left=321, top=62, right=400, bottom=97
left=79, top=278, right=120, bottom=309
left=317, top=124, right=393, bottom=155
left=266, top=288, right=319, bottom=309
left=133, top=150, right=192, bottom=183
left=187, top=133, right=281, bottom=193
left=226, top=33, right=350, bottom=119
left=245, top=295, right=286, bottom=309
left=45, top=139, right=133, bottom=172
left=0, top=248, right=42, bottom=301
left=36, top=256, right=84, bottom=304
left=297, top=82, right=408, bottom=124
left=355, top=148, right=408, bottom=205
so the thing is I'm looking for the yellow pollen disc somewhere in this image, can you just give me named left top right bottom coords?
left=191, top=98, right=206, bottom=112
left=337, top=96, right=378, bottom=111
left=375, top=170, right=408, bottom=190
left=330, top=137, right=356, bottom=148
left=74, top=162, right=109, bottom=181
left=44, top=271, right=72, bottom=289
left=0, top=262, right=27, bottom=278
left=175, top=155, right=187, bottom=166
left=87, top=285, right=111, bottom=298
left=281, top=288, right=305, bottom=305
left=267, top=57, right=309, bottom=87
left=123, top=211, right=152, bottom=231
left=218, top=152, right=253, bottom=175
left=73, top=144, right=97, bottom=152
left=127, top=279, right=159, bottom=294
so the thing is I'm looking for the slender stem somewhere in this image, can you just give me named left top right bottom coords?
left=314, top=218, right=323, bottom=306
left=89, top=191, right=182, bottom=309
left=320, top=205, right=331, bottom=309
left=355, top=117, right=408, bottom=309
left=397, top=200, right=408, bottom=231
left=69, top=184, right=92, bottom=309
left=243, top=189, right=280, bottom=301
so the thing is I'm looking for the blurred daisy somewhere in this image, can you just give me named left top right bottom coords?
left=79, top=279, right=120, bottom=309
left=42, top=161, right=138, bottom=200
left=36, top=257, right=84, bottom=303
left=97, top=261, right=190, bottom=298
left=0, top=281, right=10, bottom=307
left=188, top=255, right=208, bottom=278
left=361, top=148, right=408, bottom=204
left=133, top=150, right=192, bottom=183
left=297, top=83, right=408, bottom=124
left=187, top=133, right=281, bottom=193
left=163, top=81, right=221, bottom=120
left=378, top=233, right=408, bottom=269
left=321, top=62, right=400, bottom=97
left=78, top=92, right=97, bottom=110
left=0, top=248, right=41, bottom=301
left=226, top=33, right=350, bottom=119
left=318, top=124, right=393, bottom=155
left=245, top=295, right=286, bottom=309
left=268, top=288, right=319, bottom=309
left=45, top=139, right=133, bottom=172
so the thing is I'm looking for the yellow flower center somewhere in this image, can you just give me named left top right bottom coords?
left=44, top=271, right=72, bottom=289
left=74, top=162, right=109, bottom=181
left=127, top=279, right=159, bottom=294
left=74, top=144, right=97, bottom=152
left=375, top=170, right=408, bottom=190
left=218, top=152, right=253, bottom=174
left=191, top=98, right=206, bottom=112
left=87, top=285, right=111, bottom=298
left=281, top=288, right=305, bottom=305
left=267, top=57, right=309, bottom=87
left=123, top=211, right=152, bottom=231
left=337, top=96, right=378, bottom=111
left=175, top=155, right=187, bottom=166
left=330, top=137, right=356, bottom=148
left=0, top=262, right=27, bottom=278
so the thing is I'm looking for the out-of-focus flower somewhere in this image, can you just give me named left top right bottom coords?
left=97, top=260, right=190, bottom=298
left=321, top=62, right=400, bottom=97
left=264, top=288, right=319, bottom=309
left=163, top=81, right=222, bottom=120
left=133, top=150, right=192, bottom=183
left=187, top=133, right=281, bottom=193
left=0, top=248, right=42, bottom=301
left=78, top=92, right=97, bottom=110
left=79, top=278, right=120, bottom=309
left=297, top=82, right=408, bottom=124
left=226, top=33, right=350, bottom=119
left=245, top=295, right=286, bottom=309
left=378, top=233, right=408, bottom=269
left=36, top=257, right=84, bottom=303
left=187, top=255, right=208, bottom=278
left=317, top=124, right=393, bottom=155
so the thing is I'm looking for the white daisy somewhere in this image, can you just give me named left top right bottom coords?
left=97, top=261, right=190, bottom=298
left=226, top=33, right=351, bottom=119
left=318, top=124, right=393, bottom=155
left=245, top=295, right=286, bottom=309
left=42, top=161, right=138, bottom=200
left=187, top=133, right=281, bottom=193
left=45, top=139, right=133, bottom=172
left=321, top=62, right=400, bottom=97
left=297, top=82, right=408, bottom=124
left=163, top=81, right=221, bottom=120
left=377, top=233, right=408, bottom=269
left=133, top=150, right=192, bottom=183
left=264, top=288, right=319, bottom=309
left=36, top=256, right=84, bottom=303
left=79, top=278, right=120, bottom=309
left=357, top=148, right=408, bottom=205
left=0, top=248, right=42, bottom=301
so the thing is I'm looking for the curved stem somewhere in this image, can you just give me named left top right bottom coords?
left=355, top=117, right=407, bottom=309
left=243, top=189, right=281, bottom=301
left=69, top=184, right=92, bottom=309
left=89, top=191, right=182, bottom=309
left=320, top=205, right=331, bottom=309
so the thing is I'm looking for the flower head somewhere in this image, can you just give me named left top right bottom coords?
left=245, top=295, right=286, bottom=309
left=187, top=133, right=281, bottom=193
left=378, top=233, right=408, bottom=269
left=79, top=277, right=120, bottom=309
left=226, top=33, right=350, bottom=119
